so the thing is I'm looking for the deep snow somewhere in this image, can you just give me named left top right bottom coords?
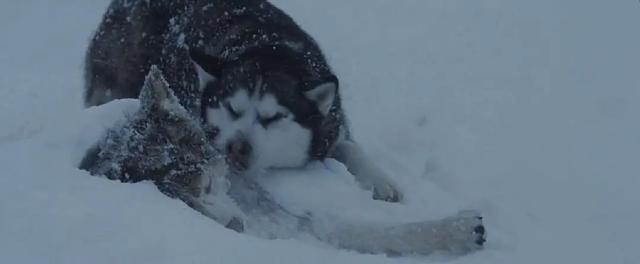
left=1, top=0, right=639, bottom=263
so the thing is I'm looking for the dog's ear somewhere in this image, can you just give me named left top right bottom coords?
left=140, top=65, right=179, bottom=110
left=189, top=49, right=225, bottom=86
left=305, top=75, right=338, bottom=116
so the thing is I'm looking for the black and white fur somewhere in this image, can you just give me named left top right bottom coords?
left=84, top=0, right=486, bottom=255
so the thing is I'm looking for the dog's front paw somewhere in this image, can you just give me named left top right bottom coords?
left=372, top=182, right=402, bottom=203
left=436, top=211, right=486, bottom=254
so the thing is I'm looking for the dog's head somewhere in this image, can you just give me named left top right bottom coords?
left=190, top=47, right=339, bottom=173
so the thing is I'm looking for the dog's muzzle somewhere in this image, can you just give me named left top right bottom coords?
left=225, top=137, right=252, bottom=172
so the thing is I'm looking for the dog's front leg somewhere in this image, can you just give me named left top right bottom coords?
left=332, top=140, right=401, bottom=202
left=322, top=211, right=486, bottom=255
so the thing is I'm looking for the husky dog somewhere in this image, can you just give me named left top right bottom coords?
left=86, top=0, right=399, bottom=202
left=84, top=0, right=486, bottom=255
left=82, top=67, right=486, bottom=255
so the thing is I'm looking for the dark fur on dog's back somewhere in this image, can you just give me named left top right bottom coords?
left=85, top=0, right=173, bottom=106
left=86, top=0, right=336, bottom=115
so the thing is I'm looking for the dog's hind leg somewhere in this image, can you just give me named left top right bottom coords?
left=332, top=140, right=402, bottom=202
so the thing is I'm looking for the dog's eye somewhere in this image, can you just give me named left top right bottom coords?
left=224, top=103, right=241, bottom=119
left=259, top=112, right=287, bottom=127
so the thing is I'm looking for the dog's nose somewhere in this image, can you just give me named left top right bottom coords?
left=225, top=138, right=252, bottom=171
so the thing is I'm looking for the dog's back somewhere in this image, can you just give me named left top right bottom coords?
left=85, top=0, right=333, bottom=116
left=85, top=0, right=172, bottom=107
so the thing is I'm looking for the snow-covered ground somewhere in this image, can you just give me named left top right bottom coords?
left=1, top=0, right=639, bottom=263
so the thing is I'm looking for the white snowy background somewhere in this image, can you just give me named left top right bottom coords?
left=1, top=0, right=639, bottom=263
